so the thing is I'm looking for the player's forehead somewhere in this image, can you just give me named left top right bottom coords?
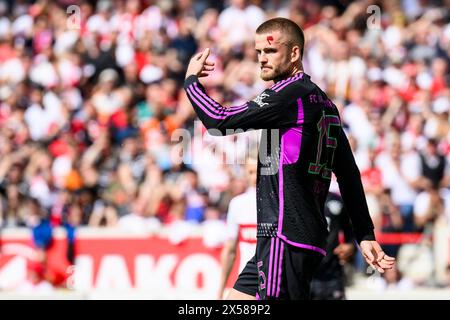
left=254, top=30, right=285, bottom=49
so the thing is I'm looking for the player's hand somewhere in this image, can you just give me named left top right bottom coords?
left=333, top=243, right=355, bottom=264
left=185, top=48, right=215, bottom=79
left=360, top=240, right=395, bottom=273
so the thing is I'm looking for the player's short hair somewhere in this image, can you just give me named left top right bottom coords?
left=256, top=17, right=305, bottom=60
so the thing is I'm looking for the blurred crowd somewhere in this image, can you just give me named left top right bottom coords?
left=0, top=0, right=449, bottom=290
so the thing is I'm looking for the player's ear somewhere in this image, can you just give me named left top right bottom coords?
left=290, top=45, right=301, bottom=64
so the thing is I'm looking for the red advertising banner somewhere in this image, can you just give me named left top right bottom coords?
left=0, top=229, right=240, bottom=299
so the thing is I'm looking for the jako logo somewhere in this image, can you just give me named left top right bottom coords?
left=72, top=254, right=221, bottom=298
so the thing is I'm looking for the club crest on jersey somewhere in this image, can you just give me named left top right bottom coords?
left=252, top=92, right=270, bottom=107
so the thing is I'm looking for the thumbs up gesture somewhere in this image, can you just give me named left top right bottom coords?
left=185, top=48, right=215, bottom=79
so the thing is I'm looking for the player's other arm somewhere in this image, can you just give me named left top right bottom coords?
left=184, top=49, right=297, bottom=134
left=333, top=128, right=395, bottom=273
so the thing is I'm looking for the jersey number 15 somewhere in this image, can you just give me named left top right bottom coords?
left=308, top=112, right=341, bottom=180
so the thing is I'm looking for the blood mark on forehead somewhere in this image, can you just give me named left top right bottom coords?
left=266, top=36, right=274, bottom=45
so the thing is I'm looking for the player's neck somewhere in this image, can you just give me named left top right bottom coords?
left=290, top=64, right=303, bottom=77
left=274, top=65, right=303, bottom=83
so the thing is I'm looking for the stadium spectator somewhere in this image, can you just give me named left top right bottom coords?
left=414, top=184, right=446, bottom=232
left=117, top=196, right=161, bottom=234
left=419, top=138, right=448, bottom=188
left=371, top=264, right=414, bottom=292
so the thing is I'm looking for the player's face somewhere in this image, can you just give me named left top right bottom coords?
left=255, top=30, right=292, bottom=82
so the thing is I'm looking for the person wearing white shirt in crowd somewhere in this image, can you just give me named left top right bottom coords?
left=217, top=0, right=265, bottom=50
left=414, top=185, right=450, bottom=230
left=218, top=160, right=257, bottom=299
left=376, top=134, right=422, bottom=231
left=118, top=197, right=161, bottom=234
left=371, top=264, right=414, bottom=292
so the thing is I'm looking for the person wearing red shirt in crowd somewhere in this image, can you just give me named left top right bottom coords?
left=361, top=148, right=383, bottom=197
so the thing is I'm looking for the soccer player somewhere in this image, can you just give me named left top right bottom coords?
left=218, top=161, right=258, bottom=300
left=184, top=17, right=395, bottom=300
